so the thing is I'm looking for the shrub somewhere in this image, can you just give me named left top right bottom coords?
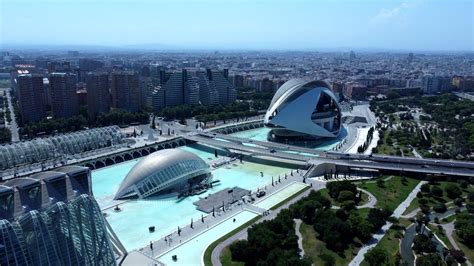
left=418, top=198, right=428, bottom=205
left=337, top=190, right=355, bottom=202
left=433, top=203, right=447, bottom=213
left=376, top=179, right=385, bottom=188
left=454, top=198, right=464, bottom=207
left=444, top=184, right=462, bottom=199
left=420, top=205, right=431, bottom=214
left=459, top=180, right=468, bottom=189
left=319, top=254, right=335, bottom=266
left=431, top=186, right=443, bottom=197
left=420, top=183, right=431, bottom=193
left=364, top=247, right=389, bottom=266
left=449, top=249, right=466, bottom=263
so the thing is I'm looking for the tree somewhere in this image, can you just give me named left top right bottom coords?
left=454, top=198, right=464, bottom=207
left=364, top=247, right=389, bottom=266
left=367, top=208, right=392, bottom=231
left=433, top=203, right=447, bottom=213
left=468, top=191, right=474, bottom=202
left=420, top=183, right=431, bottom=193
left=416, top=253, right=443, bottom=266
left=459, top=180, right=468, bottom=189
left=319, top=254, right=335, bottom=266
left=386, top=90, right=400, bottom=100
left=454, top=213, right=474, bottom=247
left=449, top=249, right=466, bottom=263
left=229, top=240, right=251, bottom=262
left=356, top=221, right=374, bottom=243
left=413, top=234, right=436, bottom=254
left=444, top=184, right=462, bottom=199
left=150, top=116, right=156, bottom=129
left=337, top=190, right=355, bottom=203
left=431, top=186, right=443, bottom=197
left=326, top=181, right=357, bottom=200
left=466, top=202, right=474, bottom=213
left=376, top=179, right=385, bottom=188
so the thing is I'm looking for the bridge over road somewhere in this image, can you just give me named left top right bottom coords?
left=182, top=133, right=474, bottom=178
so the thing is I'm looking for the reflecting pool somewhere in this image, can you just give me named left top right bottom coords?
left=255, top=182, right=308, bottom=210
left=229, top=126, right=347, bottom=151
left=92, top=149, right=292, bottom=251
left=91, top=127, right=344, bottom=252
left=158, top=210, right=259, bottom=266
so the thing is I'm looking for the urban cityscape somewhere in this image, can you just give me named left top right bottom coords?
left=1, top=0, right=473, bottom=266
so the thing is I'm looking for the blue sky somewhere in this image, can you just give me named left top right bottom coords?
left=1, top=0, right=473, bottom=51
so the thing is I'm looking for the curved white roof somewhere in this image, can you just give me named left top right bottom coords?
left=114, top=149, right=210, bottom=199
left=264, top=79, right=341, bottom=138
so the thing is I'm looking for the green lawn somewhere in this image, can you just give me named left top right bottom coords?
left=361, top=226, right=401, bottom=266
left=319, top=188, right=370, bottom=208
left=300, top=222, right=361, bottom=265
left=359, top=176, right=420, bottom=212
left=220, top=245, right=244, bottom=266
left=427, top=224, right=454, bottom=250
left=204, top=215, right=261, bottom=266
left=403, top=182, right=472, bottom=215
left=454, top=232, right=474, bottom=263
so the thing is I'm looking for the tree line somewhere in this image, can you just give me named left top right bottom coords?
left=229, top=188, right=392, bottom=265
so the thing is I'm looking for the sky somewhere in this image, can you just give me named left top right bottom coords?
left=1, top=0, right=473, bottom=51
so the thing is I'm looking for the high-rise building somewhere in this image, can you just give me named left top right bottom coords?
left=151, top=86, right=165, bottom=112
left=422, top=75, right=452, bottom=94
left=258, top=77, right=274, bottom=93
left=184, top=74, right=200, bottom=105
left=198, top=71, right=219, bottom=105
left=49, top=73, right=79, bottom=118
left=111, top=71, right=141, bottom=112
left=155, top=68, right=236, bottom=109
left=16, top=74, right=46, bottom=123
left=232, top=74, right=244, bottom=88
left=206, top=69, right=236, bottom=105
left=86, top=72, right=110, bottom=119
left=0, top=166, right=117, bottom=266
left=163, top=71, right=184, bottom=107
left=349, top=50, right=356, bottom=61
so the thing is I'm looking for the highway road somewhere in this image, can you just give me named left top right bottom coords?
left=183, top=133, right=474, bottom=177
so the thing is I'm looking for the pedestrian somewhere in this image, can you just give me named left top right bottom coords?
left=150, top=241, right=153, bottom=250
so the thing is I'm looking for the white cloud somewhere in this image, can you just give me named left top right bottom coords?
left=370, top=1, right=418, bottom=26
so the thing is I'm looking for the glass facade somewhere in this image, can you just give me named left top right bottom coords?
left=0, top=194, right=116, bottom=266
left=136, top=159, right=209, bottom=198
left=0, top=126, right=123, bottom=170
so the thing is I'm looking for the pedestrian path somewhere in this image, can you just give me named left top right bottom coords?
left=349, top=181, right=427, bottom=266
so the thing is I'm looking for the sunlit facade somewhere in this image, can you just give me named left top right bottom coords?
left=0, top=166, right=116, bottom=266
left=0, top=126, right=123, bottom=170
left=115, top=149, right=212, bottom=200
left=264, top=79, right=342, bottom=140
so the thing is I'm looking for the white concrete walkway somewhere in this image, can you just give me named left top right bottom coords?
left=349, top=181, right=427, bottom=266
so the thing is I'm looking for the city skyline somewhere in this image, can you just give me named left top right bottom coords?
left=1, top=0, right=473, bottom=52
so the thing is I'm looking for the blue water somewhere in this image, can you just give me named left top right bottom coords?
left=91, top=128, right=342, bottom=252
left=158, top=210, right=259, bottom=266
left=229, top=127, right=347, bottom=152
left=92, top=149, right=292, bottom=251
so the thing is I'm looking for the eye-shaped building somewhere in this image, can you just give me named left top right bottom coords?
left=114, top=149, right=212, bottom=200
left=264, top=79, right=342, bottom=140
